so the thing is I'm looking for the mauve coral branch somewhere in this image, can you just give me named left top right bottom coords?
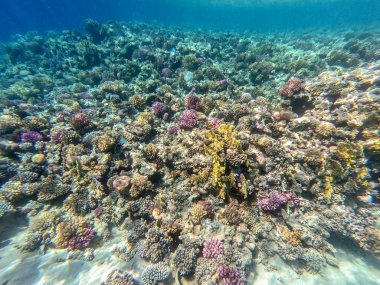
left=216, top=265, right=245, bottom=285
left=202, top=237, right=224, bottom=258
left=184, top=91, right=202, bottom=110
left=258, top=191, right=300, bottom=211
left=151, top=101, right=167, bottom=117
left=178, top=109, right=197, bottom=130
left=280, top=77, right=304, bottom=98
left=21, top=131, right=44, bottom=143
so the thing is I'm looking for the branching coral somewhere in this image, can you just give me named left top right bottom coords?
left=202, top=238, right=224, bottom=258
left=204, top=124, right=246, bottom=199
left=141, top=262, right=170, bottom=285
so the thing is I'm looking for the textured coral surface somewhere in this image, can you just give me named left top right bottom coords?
left=0, top=20, right=379, bottom=285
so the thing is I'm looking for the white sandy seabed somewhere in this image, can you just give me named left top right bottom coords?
left=0, top=215, right=379, bottom=285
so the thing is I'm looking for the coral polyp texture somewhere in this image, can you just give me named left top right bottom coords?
left=0, top=19, right=379, bottom=285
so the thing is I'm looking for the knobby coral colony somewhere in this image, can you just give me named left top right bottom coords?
left=0, top=19, right=379, bottom=284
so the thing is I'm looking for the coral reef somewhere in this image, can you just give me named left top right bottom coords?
left=0, top=20, right=379, bottom=285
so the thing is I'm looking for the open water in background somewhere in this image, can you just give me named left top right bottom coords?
left=0, top=0, right=379, bottom=40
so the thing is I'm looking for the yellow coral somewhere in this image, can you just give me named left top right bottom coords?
left=138, top=111, right=154, bottom=125
left=281, top=228, right=302, bottom=246
left=129, top=95, right=146, bottom=108
left=93, top=135, right=115, bottom=152
left=204, top=124, right=243, bottom=199
left=316, top=121, right=336, bottom=137
left=189, top=204, right=207, bottom=224
left=355, top=167, right=370, bottom=188
left=324, top=176, right=334, bottom=204
left=363, top=138, right=380, bottom=155
left=144, top=143, right=158, bottom=160
left=336, top=142, right=363, bottom=168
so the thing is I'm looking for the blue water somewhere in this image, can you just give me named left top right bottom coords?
left=0, top=0, right=379, bottom=40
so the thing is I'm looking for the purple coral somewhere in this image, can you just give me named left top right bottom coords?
left=184, top=91, right=202, bottom=110
left=71, top=112, right=93, bottom=133
left=68, top=228, right=95, bottom=250
left=207, top=117, right=222, bottom=130
left=280, top=77, right=304, bottom=98
left=167, top=125, right=179, bottom=136
left=258, top=191, right=300, bottom=211
left=50, top=130, right=67, bottom=144
left=21, top=131, right=44, bottom=143
left=216, top=265, right=245, bottom=285
left=284, top=192, right=301, bottom=207
left=203, top=237, right=224, bottom=258
left=178, top=109, right=197, bottom=130
left=151, top=102, right=167, bottom=117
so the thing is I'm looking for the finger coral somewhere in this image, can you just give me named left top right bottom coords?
left=141, top=262, right=170, bottom=285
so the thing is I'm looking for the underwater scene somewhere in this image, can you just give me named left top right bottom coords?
left=0, top=0, right=379, bottom=284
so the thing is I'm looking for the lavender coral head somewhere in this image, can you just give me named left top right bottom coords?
left=203, top=238, right=224, bottom=258
left=21, top=131, right=44, bottom=143
left=207, top=117, right=222, bottom=130
left=167, top=125, right=179, bottom=136
left=178, top=109, right=197, bottom=130
left=216, top=265, right=245, bottom=285
left=258, top=191, right=300, bottom=211
left=71, top=112, right=93, bottom=133
left=68, top=227, right=95, bottom=250
left=280, top=77, right=304, bottom=98
left=184, top=91, right=202, bottom=110
left=151, top=102, right=167, bottom=117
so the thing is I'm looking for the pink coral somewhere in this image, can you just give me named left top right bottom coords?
left=178, top=109, right=197, bottom=130
left=258, top=191, right=300, bottom=211
left=216, top=265, right=245, bottom=285
left=280, top=77, right=304, bottom=98
left=202, top=237, right=224, bottom=258
left=68, top=227, right=95, bottom=250
left=71, top=112, right=93, bottom=133
left=151, top=102, right=167, bottom=117
left=184, top=91, right=202, bottom=110
left=207, top=117, right=222, bottom=130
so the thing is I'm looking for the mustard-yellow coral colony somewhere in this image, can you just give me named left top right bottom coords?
left=204, top=124, right=248, bottom=199
left=0, top=19, right=379, bottom=285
